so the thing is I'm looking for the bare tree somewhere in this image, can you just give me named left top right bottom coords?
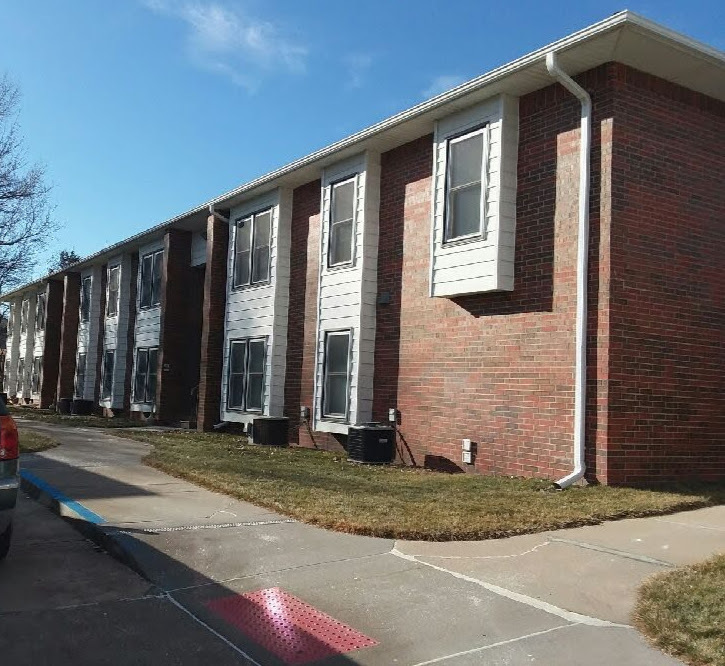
left=0, top=73, right=58, bottom=295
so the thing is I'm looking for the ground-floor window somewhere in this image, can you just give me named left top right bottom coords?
left=75, top=353, right=87, bottom=399
left=322, top=330, right=351, bottom=420
left=133, top=347, right=158, bottom=404
left=31, top=356, right=43, bottom=394
left=101, top=350, right=115, bottom=400
left=16, top=359, right=25, bottom=395
left=227, top=338, right=266, bottom=412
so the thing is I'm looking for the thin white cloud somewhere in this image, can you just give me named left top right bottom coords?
left=142, top=0, right=308, bottom=90
left=343, top=53, right=374, bottom=89
left=423, top=74, right=467, bottom=99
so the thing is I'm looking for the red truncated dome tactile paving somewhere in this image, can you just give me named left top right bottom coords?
left=205, top=587, right=378, bottom=665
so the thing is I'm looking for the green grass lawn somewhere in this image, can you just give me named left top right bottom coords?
left=17, top=427, right=59, bottom=453
left=116, top=429, right=725, bottom=541
left=8, top=405, right=145, bottom=429
left=634, top=553, right=725, bottom=666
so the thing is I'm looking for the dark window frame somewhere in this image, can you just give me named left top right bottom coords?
left=139, top=250, right=163, bottom=310
left=35, top=292, right=46, bottom=331
left=327, top=175, right=357, bottom=268
left=31, top=355, right=42, bottom=394
left=80, top=276, right=92, bottom=323
left=75, top=352, right=87, bottom=399
left=101, top=349, right=115, bottom=401
left=133, top=347, right=158, bottom=405
left=321, top=329, right=351, bottom=421
left=16, top=359, right=25, bottom=395
left=106, top=265, right=120, bottom=318
left=232, top=207, right=273, bottom=290
left=20, top=299, right=29, bottom=334
left=443, top=124, right=488, bottom=244
left=226, top=337, right=266, bottom=413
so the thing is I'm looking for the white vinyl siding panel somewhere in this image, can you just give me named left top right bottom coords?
left=16, top=295, right=36, bottom=399
left=101, top=254, right=133, bottom=409
left=430, top=94, right=519, bottom=297
left=221, top=188, right=292, bottom=425
left=75, top=266, right=103, bottom=401
left=32, top=290, right=46, bottom=396
left=190, top=231, right=207, bottom=267
left=5, top=298, right=21, bottom=397
left=313, top=152, right=380, bottom=434
left=132, top=240, right=164, bottom=408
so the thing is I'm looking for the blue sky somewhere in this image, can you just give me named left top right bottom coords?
left=1, top=0, right=722, bottom=275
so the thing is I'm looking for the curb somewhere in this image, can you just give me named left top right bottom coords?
left=20, top=471, right=160, bottom=589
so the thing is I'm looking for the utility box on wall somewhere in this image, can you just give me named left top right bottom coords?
left=252, top=417, right=289, bottom=447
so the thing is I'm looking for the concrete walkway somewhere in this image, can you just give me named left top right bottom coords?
left=17, top=420, right=725, bottom=665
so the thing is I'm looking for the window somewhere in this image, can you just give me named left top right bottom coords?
left=80, top=276, right=92, bottom=323
left=139, top=250, right=163, bottom=309
left=31, top=356, right=42, bottom=394
left=75, top=353, right=86, bottom=399
left=227, top=338, right=265, bottom=411
left=444, top=127, right=486, bottom=241
left=328, top=177, right=356, bottom=266
left=20, top=299, right=29, bottom=334
left=322, top=331, right=350, bottom=419
left=35, top=292, right=46, bottom=331
left=133, top=347, right=158, bottom=404
left=16, top=359, right=24, bottom=395
left=233, top=209, right=272, bottom=288
left=7, top=304, right=14, bottom=334
left=101, top=350, right=115, bottom=400
left=107, top=265, right=120, bottom=317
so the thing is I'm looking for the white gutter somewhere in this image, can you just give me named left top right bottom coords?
left=545, top=52, right=591, bottom=489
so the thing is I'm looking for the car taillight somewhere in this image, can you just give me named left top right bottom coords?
left=0, top=416, right=19, bottom=461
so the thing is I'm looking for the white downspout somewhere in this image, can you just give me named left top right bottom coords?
left=545, top=52, right=591, bottom=489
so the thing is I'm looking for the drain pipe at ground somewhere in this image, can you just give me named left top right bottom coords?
left=545, top=52, right=591, bottom=489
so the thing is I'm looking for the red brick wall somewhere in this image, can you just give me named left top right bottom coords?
left=603, top=65, right=725, bottom=484
left=285, top=180, right=343, bottom=450
left=39, top=280, right=64, bottom=408
left=56, top=273, right=80, bottom=401
left=157, top=229, right=193, bottom=423
left=197, top=215, right=229, bottom=431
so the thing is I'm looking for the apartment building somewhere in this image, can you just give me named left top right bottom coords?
left=2, top=12, right=723, bottom=485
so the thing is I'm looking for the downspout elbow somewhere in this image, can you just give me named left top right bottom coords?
left=546, top=52, right=591, bottom=489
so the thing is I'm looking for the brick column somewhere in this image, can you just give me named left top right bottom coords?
left=156, top=229, right=193, bottom=423
left=197, top=214, right=229, bottom=431
left=56, top=274, right=81, bottom=401
left=39, top=280, right=64, bottom=408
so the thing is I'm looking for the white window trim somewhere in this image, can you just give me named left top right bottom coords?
left=106, top=265, right=120, bottom=318
left=326, top=175, right=358, bottom=269
left=225, top=337, right=267, bottom=413
left=443, top=125, right=489, bottom=244
left=138, top=249, right=163, bottom=311
left=320, top=329, right=352, bottom=423
left=231, top=207, right=273, bottom=290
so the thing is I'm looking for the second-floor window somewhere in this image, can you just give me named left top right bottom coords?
left=20, top=299, right=29, bottom=334
left=139, top=250, right=163, bottom=309
left=80, top=276, right=92, bottom=323
left=328, top=177, right=356, bottom=266
left=107, top=265, right=120, bottom=317
left=35, top=292, right=46, bottom=331
left=7, top=304, right=14, bottom=334
left=444, top=127, right=486, bottom=241
left=233, top=209, right=272, bottom=288
left=133, top=347, right=158, bottom=404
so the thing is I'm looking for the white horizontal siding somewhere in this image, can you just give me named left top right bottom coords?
left=313, top=152, right=379, bottom=433
left=430, top=94, right=519, bottom=297
left=5, top=298, right=21, bottom=395
left=16, top=295, right=36, bottom=399
left=221, top=188, right=292, bottom=424
left=131, top=240, right=164, bottom=407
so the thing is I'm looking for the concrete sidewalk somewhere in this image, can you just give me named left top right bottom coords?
left=17, top=420, right=725, bottom=665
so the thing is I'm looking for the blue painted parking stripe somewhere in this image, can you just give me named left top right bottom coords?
left=20, top=469, right=106, bottom=525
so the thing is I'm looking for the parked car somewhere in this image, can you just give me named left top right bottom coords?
left=0, top=395, right=19, bottom=559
